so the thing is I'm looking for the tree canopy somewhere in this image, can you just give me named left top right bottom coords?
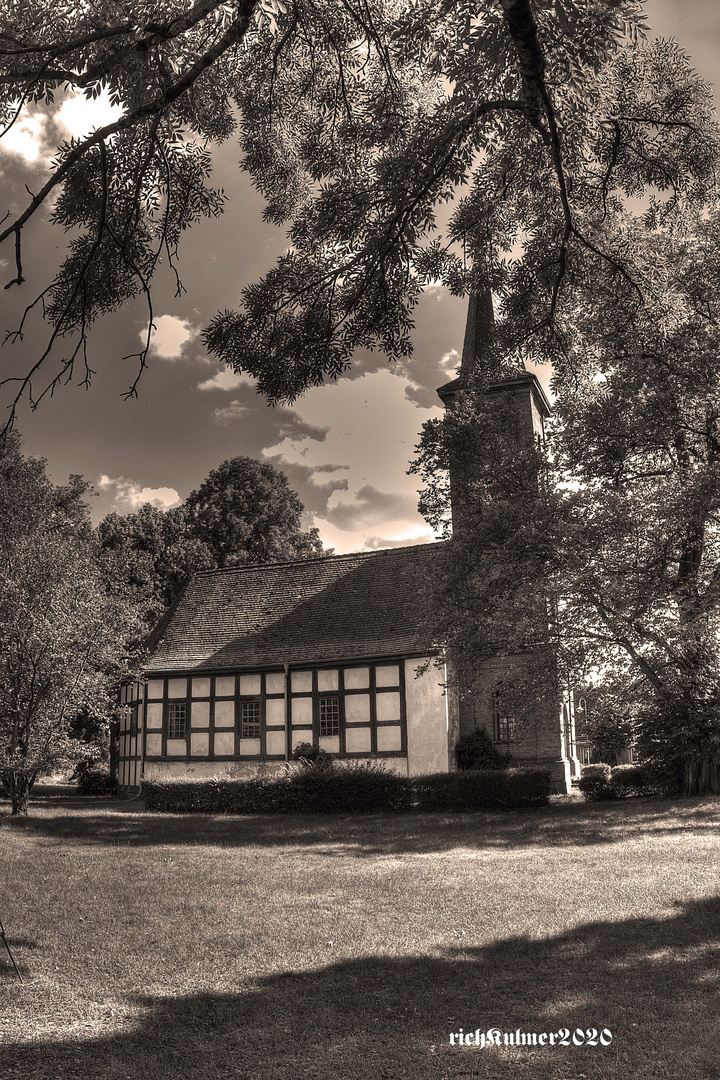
left=413, top=215, right=720, bottom=794
left=97, top=454, right=326, bottom=626
left=1, top=1, right=718, bottom=423
left=0, top=437, right=138, bottom=813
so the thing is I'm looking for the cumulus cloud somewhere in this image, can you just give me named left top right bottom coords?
left=142, top=315, right=201, bottom=360
left=212, top=398, right=329, bottom=443
left=264, top=456, right=349, bottom=519
left=56, top=89, right=124, bottom=139
left=323, top=484, right=419, bottom=532
left=96, top=475, right=181, bottom=511
left=1, top=114, right=46, bottom=163
left=363, top=532, right=436, bottom=550
left=197, top=367, right=252, bottom=391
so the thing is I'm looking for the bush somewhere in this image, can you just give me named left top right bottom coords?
left=578, top=763, right=614, bottom=801
left=455, top=730, right=511, bottom=771
left=609, top=763, right=655, bottom=798
left=413, top=768, right=550, bottom=812
left=143, top=763, right=413, bottom=814
left=143, top=765, right=550, bottom=814
left=143, top=775, right=298, bottom=814
left=76, top=765, right=116, bottom=797
left=291, top=761, right=413, bottom=812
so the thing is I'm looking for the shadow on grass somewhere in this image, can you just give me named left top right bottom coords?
left=1, top=895, right=719, bottom=1080
left=1, top=795, right=719, bottom=855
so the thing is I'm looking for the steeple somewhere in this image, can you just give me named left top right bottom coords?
left=459, top=290, right=495, bottom=384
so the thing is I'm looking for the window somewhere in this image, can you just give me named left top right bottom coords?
left=319, top=695, right=340, bottom=737
left=167, top=702, right=187, bottom=739
left=492, top=688, right=516, bottom=743
left=241, top=700, right=261, bottom=739
left=129, top=707, right=138, bottom=736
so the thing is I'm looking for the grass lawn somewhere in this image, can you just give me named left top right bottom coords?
left=1, top=794, right=719, bottom=1080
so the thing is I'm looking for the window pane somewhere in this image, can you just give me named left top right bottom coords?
left=319, top=696, right=339, bottom=737
left=241, top=701, right=261, bottom=739
left=168, top=702, right=187, bottom=739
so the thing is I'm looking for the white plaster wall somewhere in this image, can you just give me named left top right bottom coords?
left=144, top=760, right=288, bottom=780
left=405, top=657, right=449, bottom=776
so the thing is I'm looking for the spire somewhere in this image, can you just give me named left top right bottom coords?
left=459, top=290, right=495, bottom=384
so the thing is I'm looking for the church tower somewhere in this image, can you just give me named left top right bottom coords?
left=437, top=292, right=578, bottom=793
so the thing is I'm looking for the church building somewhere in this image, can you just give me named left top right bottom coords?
left=115, top=296, right=579, bottom=794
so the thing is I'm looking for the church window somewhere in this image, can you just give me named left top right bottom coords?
left=241, top=700, right=261, bottom=739
left=492, top=688, right=516, bottom=743
left=319, top=695, right=340, bottom=737
left=167, top=702, right=187, bottom=739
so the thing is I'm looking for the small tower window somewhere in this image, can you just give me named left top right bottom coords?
left=492, top=688, right=516, bottom=743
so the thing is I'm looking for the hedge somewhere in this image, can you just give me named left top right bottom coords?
left=577, top=763, right=614, bottom=801
left=143, top=765, right=551, bottom=815
left=578, top=762, right=677, bottom=801
left=413, top=768, right=550, bottom=812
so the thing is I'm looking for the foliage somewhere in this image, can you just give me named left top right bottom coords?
left=412, top=768, right=550, bottom=812
left=578, top=762, right=678, bottom=800
left=0, top=442, right=138, bottom=814
left=1, top=2, right=718, bottom=421
left=454, top=729, right=511, bottom=771
left=184, top=456, right=325, bottom=568
left=142, top=764, right=549, bottom=813
left=74, top=763, right=117, bottom=797
left=291, top=741, right=331, bottom=768
left=415, top=217, right=720, bottom=794
left=577, top=763, right=614, bottom=801
left=97, top=455, right=328, bottom=627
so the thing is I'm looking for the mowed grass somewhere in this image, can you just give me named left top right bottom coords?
left=1, top=796, right=720, bottom=1080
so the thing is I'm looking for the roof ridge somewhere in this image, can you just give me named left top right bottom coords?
left=190, top=540, right=445, bottom=579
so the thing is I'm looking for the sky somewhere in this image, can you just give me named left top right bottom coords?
left=1, top=0, right=718, bottom=554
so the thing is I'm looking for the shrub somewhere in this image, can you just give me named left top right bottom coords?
left=578, top=763, right=614, bottom=801
left=143, top=763, right=413, bottom=814
left=413, top=768, right=550, bottom=812
left=455, top=730, right=511, bottom=771
left=609, top=763, right=654, bottom=798
left=291, top=761, right=413, bottom=812
left=76, top=765, right=116, bottom=796
left=292, top=742, right=331, bottom=768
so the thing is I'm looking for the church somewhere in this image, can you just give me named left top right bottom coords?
left=115, top=295, right=579, bottom=795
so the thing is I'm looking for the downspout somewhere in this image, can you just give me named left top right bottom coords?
left=283, top=662, right=290, bottom=760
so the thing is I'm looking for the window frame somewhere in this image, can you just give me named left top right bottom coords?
left=492, top=687, right=517, bottom=744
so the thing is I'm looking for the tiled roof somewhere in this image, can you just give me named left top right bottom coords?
left=144, top=542, right=446, bottom=673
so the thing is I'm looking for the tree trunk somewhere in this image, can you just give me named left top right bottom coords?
left=683, top=755, right=720, bottom=796
left=3, top=772, right=31, bottom=815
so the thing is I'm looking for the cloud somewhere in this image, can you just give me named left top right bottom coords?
left=264, top=456, right=349, bottom=518
left=56, top=89, right=124, bottom=139
left=212, top=398, right=329, bottom=443
left=403, top=348, right=459, bottom=408
left=1, top=113, right=46, bottom=163
left=363, top=532, right=436, bottom=550
left=323, top=484, right=419, bottom=532
left=143, top=315, right=201, bottom=360
left=96, top=475, right=181, bottom=511
left=197, top=368, right=252, bottom=391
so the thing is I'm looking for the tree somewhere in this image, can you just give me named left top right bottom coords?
left=413, top=218, right=720, bottom=794
left=1, top=2, right=717, bottom=422
left=98, top=503, right=215, bottom=624
left=97, top=456, right=326, bottom=626
left=184, top=456, right=325, bottom=567
left=0, top=439, right=138, bottom=814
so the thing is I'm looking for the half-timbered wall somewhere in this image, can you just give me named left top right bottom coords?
left=117, top=656, right=448, bottom=789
